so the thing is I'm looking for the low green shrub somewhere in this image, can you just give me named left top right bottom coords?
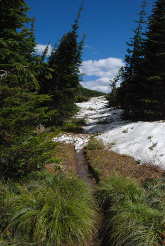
left=0, top=133, right=56, bottom=179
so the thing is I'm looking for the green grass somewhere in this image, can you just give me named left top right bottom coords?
left=96, top=176, right=164, bottom=246
left=144, top=178, right=165, bottom=211
left=1, top=171, right=97, bottom=246
left=63, top=118, right=86, bottom=133
left=76, top=86, right=105, bottom=103
left=85, top=138, right=104, bottom=151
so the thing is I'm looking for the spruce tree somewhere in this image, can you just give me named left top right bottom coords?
left=0, top=0, right=54, bottom=179
left=0, top=0, right=35, bottom=66
left=43, top=13, right=83, bottom=124
left=118, top=0, right=147, bottom=119
left=142, top=0, right=165, bottom=119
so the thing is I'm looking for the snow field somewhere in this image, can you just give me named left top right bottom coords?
left=54, top=96, right=165, bottom=169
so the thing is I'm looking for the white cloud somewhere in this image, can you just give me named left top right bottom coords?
left=35, top=44, right=53, bottom=57
left=80, top=57, right=124, bottom=93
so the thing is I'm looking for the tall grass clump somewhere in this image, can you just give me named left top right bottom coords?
left=96, top=176, right=164, bottom=246
left=0, top=238, right=24, bottom=246
left=144, top=178, right=165, bottom=211
left=1, top=171, right=96, bottom=246
left=0, top=180, right=18, bottom=234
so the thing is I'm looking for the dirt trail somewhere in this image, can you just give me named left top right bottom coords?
left=76, top=149, right=101, bottom=246
left=53, top=97, right=110, bottom=246
left=75, top=149, right=96, bottom=186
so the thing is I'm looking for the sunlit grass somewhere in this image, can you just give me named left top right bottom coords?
left=1, top=171, right=97, bottom=246
left=96, top=176, right=164, bottom=246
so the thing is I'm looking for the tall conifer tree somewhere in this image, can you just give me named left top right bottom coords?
left=142, top=0, right=165, bottom=119
left=0, top=0, right=35, bottom=65
left=43, top=10, right=83, bottom=124
left=118, top=0, right=147, bottom=118
left=0, top=0, right=54, bottom=178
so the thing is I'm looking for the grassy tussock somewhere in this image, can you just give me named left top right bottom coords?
left=0, top=171, right=97, bottom=246
left=96, top=176, right=165, bottom=246
left=86, top=139, right=165, bottom=245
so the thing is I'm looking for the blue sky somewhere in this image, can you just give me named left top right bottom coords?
left=27, top=0, right=154, bottom=92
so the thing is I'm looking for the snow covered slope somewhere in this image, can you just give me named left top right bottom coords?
left=98, top=121, right=165, bottom=169
left=54, top=96, right=165, bottom=168
left=77, top=96, right=165, bottom=168
left=76, top=96, right=125, bottom=134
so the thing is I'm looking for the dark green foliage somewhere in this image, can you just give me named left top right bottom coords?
left=0, top=0, right=56, bottom=179
left=0, top=133, right=56, bottom=179
left=0, top=0, right=35, bottom=64
left=40, top=14, right=83, bottom=125
left=1, top=171, right=96, bottom=246
left=141, top=0, right=165, bottom=119
left=0, top=70, right=56, bottom=178
left=117, top=1, right=147, bottom=119
left=118, top=0, right=165, bottom=120
left=107, top=68, right=124, bottom=108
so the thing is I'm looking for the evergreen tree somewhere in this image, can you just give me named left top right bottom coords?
left=0, top=0, right=35, bottom=66
left=142, top=0, right=165, bottom=119
left=42, top=12, right=83, bottom=124
left=0, top=0, right=54, bottom=179
left=118, top=0, right=147, bottom=118
left=107, top=68, right=123, bottom=108
left=119, top=0, right=165, bottom=120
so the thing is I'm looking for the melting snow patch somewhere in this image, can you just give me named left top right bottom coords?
left=53, top=134, right=90, bottom=152
left=97, top=121, right=165, bottom=169
left=76, top=96, right=125, bottom=133
left=53, top=96, right=165, bottom=170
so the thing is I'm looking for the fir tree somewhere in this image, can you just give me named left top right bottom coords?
left=0, top=0, right=54, bottom=179
left=0, top=0, right=35, bottom=66
left=43, top=11, right=83, bottom=124
left=142, top=0, right=165, bottom=119
left=118, top=0, right=147, bottom=118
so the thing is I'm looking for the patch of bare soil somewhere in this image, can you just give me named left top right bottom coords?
left=76, top=149, right=96, bottom=185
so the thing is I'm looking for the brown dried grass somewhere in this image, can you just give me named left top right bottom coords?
left=85, top=141, right=164, bottom=183
left=45, top=143, right=77, bottom=174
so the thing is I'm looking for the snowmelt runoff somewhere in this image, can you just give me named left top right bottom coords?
left=53, top=96, right=165, bottom=169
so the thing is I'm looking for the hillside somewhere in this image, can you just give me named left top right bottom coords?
left=76, top=86, right=106, bottom=102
